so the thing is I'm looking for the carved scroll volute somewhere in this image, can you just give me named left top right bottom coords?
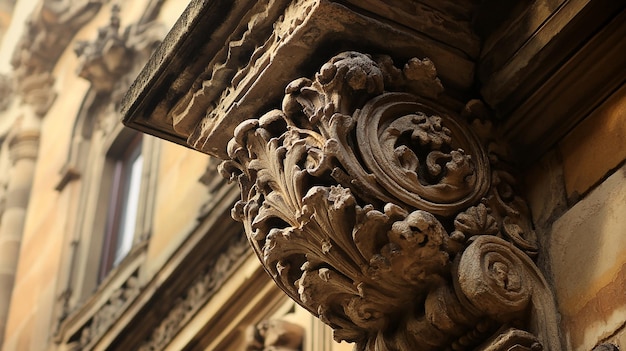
left=220, top=52, right=559, bottom=350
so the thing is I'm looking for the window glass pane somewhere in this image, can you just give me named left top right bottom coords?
left=113, top=151, right=143, bottom=266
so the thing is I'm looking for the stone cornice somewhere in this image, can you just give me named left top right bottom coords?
left=122, top=0, right=478, bottom=158
left=122, top=0, right=626, bottom=165
left=475, top=0, right=626, bottom=165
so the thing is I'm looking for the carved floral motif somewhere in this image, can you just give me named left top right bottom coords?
left=220, top=52, right=559, bottom=350
left=75, top=2, right=165, bottom=96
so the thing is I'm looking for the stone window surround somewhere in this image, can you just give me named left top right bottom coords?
left=52, top=120, right=161, bottom=349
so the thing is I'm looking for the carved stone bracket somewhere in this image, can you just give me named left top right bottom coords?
left=75, top=2, right=166, bottom=96
left=220, top=51, right=560, bottom=350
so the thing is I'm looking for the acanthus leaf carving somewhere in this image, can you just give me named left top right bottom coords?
left=220, top=51, right=556, bottom=350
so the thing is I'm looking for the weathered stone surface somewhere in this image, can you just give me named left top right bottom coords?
left=122, top=0, right=478, bottom=158
left=114, top=1, right=626, bottom=350
left=220, top=51, right=560, bottom=351
left=523, top=150, right=567, bottom=230
left=499, top=3, right=626, bottom=166
left=550, top=164, right=626, bottom=350
left=560, top=84, right=626, bottom=200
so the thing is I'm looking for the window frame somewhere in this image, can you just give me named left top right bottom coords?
left=98, top=133, right=144, bottom=281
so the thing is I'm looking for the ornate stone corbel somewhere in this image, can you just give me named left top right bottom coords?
left=74, top=2, right=166, bottom=95
left=74, top=4, right=131, bottom=93
left=219, top=51, right=561, bottom=350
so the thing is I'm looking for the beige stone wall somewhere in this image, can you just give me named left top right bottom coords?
left=525, top=85, right=626, bottom=351
left=145, top=141, right=210, bottom=277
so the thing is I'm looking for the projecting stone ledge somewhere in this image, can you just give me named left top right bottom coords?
left=121, top=0, right=478, bottom=158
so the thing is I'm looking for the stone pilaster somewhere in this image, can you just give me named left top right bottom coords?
left=0, top=0, right=104, bottom=345
left=0, top=123, right=40, bottom=346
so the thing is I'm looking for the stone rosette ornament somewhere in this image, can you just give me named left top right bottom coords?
left=220, top=51, right=561, bottom=351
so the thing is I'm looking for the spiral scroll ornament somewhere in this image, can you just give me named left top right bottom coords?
left=220, top=52, right=558, bottom=350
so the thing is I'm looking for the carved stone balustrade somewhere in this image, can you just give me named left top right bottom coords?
left=122, top=0, right=626, bottom=350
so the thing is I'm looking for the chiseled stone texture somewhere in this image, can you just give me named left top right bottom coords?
left=522, top=149, right=568, bottom=284
left=560, top=85, right=626, bottom=200
left=550, top=164, right=626, bottom=350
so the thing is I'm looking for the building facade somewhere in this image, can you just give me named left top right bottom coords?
left=0, top=1, right=348, bottom=350
left=0, top=1, right=625, bottom=351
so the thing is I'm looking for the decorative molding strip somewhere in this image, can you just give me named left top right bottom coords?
left=169, top=0, right=291, bottom=136
left=66, top=271, right=141, bottom=350
left=137, top=233, right=249, bottom=351
left=220, top=51, right=560, bottom=350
